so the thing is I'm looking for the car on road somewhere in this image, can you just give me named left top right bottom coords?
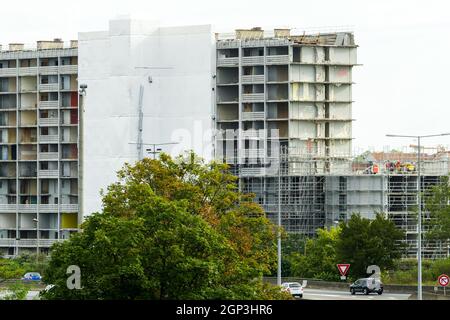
left=22, top=272, right=42, bottom=281
left=281, top=282, right=304, bottom=298
left=350, top=277, right=383, bottom=295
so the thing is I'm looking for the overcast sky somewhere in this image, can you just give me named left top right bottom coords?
left=2, top=0, right=450, bottom=153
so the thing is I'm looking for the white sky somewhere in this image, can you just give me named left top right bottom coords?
left=2, top=0, right=450, bottom=154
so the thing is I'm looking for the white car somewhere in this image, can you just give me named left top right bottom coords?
left=281, top=282, right=303, bottom=298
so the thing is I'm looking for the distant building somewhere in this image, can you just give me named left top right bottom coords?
left=0, top=18, right=448, bottom=258
left=0, top=40, right=79, bottom=256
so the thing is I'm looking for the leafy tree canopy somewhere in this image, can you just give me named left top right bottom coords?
left=336, top=214, right=405, bottom=279
left=43, top=152, right=288, bottom=300
left=424, top=176, right=450, bottom=241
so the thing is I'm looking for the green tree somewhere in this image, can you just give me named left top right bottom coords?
left=424, top=176, right=450, bottom=242
left=43, top=152, right=289, bottom=300
left=336, top=214, right=405, bottom=279
left=289, top=227, right=341, bottom=281
left=279, top=233, right=306, bottom=277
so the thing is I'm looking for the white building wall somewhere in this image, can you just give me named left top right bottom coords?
left=79, top=18, right=215, bottom=217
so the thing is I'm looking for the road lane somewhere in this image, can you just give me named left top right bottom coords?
left=303, top=288, right=411, bottom=300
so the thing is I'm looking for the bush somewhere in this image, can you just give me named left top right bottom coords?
left=1, top=281, right=29, bottom=300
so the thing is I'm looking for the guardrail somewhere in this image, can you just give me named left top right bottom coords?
left=241, top=111, right=265, bottom=121
left=217, top=57, right=239, bottom=67
left=242, top=93, right=265, bottom=102
left=39, top=101, right=58, bottom=109
left=18, top=67, right=38, bottom=76
left=241, top=56, right=265, bottom=65
left=241, top=74, right=265, bottom=83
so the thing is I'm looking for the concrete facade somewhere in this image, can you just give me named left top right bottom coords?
left=78, top=19, right=215, bottom=216
left=0, top=42, right=79, bottom=256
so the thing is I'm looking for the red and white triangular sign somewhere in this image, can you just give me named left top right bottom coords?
left=337, top=264, right=350, bottom=276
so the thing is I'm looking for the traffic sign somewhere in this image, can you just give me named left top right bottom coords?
left=337, top=264, right=350, bottom=276
left=438, top=274, right=449, bottom=287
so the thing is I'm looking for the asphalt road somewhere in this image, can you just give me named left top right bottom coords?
left=3, top=289, right=412, bottom=301
left=302, top=288, right=411, bottom=300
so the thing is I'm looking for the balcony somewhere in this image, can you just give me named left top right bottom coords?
left=0, top=68, right=17, bottom=77
left=240, top=167, right=266, bottom=176
left=18, top=204, right=37, bottom=212
left=39, top=204, right=58, bottom=211
left=242, top=93, right=265, bottom=102
left=59, top=65, right=77, bottom=74
left=39, top=152, right=59, bottom=160
left=61, top=204, right=78, bottom=212
left=39, top=135, right=59, bottom=143
left=39, top=66, right=58, bottom=75
left=241, top=74, right=265, bottom=84
left=39, top=101, right=58, bottom=109
left=241, top=112, right=265, bottom=121
left=242, top=149, right=265, bottom=158
left=39, top=118, right=58, bottom=126
left=39, top=83, right=59, bottom=92
left=18, top=67, right=38, bottom=76
left=0, top=239, right=63, bottom=247
left=266, top=55, right=290, bottom=64
left=217, top=57, right=239, bottom=67
left=241, top=56, right=265, bottom=65
left=0, top=204, right=16, bottom=212
left=38, top=169, right=59, bottom=178
left=242, top=129, right=264, bottom=138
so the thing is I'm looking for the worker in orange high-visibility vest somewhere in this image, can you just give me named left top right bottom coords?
left=373, top=164, right=379, bottom=174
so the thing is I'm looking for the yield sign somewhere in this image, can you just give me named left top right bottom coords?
left=438, top=274, right=449, bottom=287
left=337, top=264, right=350, bottom=276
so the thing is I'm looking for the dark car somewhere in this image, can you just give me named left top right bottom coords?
left=350, top=278, right=383, bottom=295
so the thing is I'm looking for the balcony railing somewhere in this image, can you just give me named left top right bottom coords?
left=18, top=67, right=38, bottom=76
left=0, top=239, right=64, bottom=247
left=240, top=167, right=266, bottom=176
left=241, top=111, right=265, bottom=121
left=0, top=68, right=17, bottom=76
left=242, top=93, right=265, bottom=102
left=39, top=204, right=58, bottom=211
left=241, top=74, right=265, bottom=84
left=38, top=169, right=59, bottom=178
left=39, top=118, right=59, bottom=126
left=39, top=101, right=58, bottom=109
left=39, top=66, right=58, bottom=75
left=265, top=55, right=290, bottom=64
left=59, top=65, right=77, bottom=74
left=39, top=152, right=59, bottom=160
left=39, top=134, right=59, bottom=143
left=242, top=149, right=265, bottom=158
left=18, top=204, right=37, bottom=212
left=217, top=57, right=239, bottom=67
left=61, top=204, right=78, bottom=212
left=241, top=56, right=265, bottom=65
left=39, top=83, right=59, bottom=91
left=0, top=204, right=16, bottom=211
left=242, top=129, right=264, bottom=138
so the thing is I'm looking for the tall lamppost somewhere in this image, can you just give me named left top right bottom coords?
left=386, top=132, right=450, bottom=300
left=32, top=217, right=39, bottom=264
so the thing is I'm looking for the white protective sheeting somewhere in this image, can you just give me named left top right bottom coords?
left=79, top=18, right=215, bottom=216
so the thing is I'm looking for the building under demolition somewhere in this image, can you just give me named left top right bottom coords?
left=0, top=18, right=448, bottom=258
left=214, top=28, right=449, bottom=258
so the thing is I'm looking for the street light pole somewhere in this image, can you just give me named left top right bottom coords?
left=277, top=154, right=282, bottom=286
left=417, top=136, right=422, bottom=301
left=145, top=142, right=180, bottom=160
left=386, top=132, right=450, bottom=301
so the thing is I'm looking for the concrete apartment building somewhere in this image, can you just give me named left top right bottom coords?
left=214, top=27, right=449, bottom=258
left=0, top=18, right=448, bottom=258
left=0, top=40, right=79, bottom=256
